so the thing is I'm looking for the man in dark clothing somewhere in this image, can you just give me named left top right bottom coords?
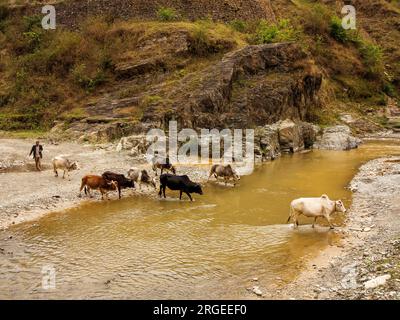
left=29, top=140, right=43, bottom=171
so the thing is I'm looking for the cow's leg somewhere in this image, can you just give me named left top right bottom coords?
left=118, top=187, right=122, bottom=199
left=62, top=170, right=66, bottom=179
left=79, top=182, right=85, bottom=197
left=100, top=190, right=104, bottom=200
left=179, top=191, right=183, bottom=200
left=293, top=211, right=300, bottom=229
left=163, top=186, right=166, bottom=198
left=54, top=166, right=58, bottom=177
left=312, top=217, right=318, bottom=228
left=185, top=192, right=193, bottom=201
left=325, top=215, right=334, bottom=229
left=158, top=185, right=163, bottom=197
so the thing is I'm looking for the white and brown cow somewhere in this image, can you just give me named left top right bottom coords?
left=52, top=155, right=78, bottom=180
left=287, top=195, right=347, bottom=229
left=127, top=167, right=157, bottom=190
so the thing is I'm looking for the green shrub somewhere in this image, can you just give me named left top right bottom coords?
left=229, top=20, right=248, bottom=33
left=254, top=19, right=299, bottom=44
left=72, top=64, right=105, bottom=92
left=383, top=83, right=396, bottom=97
left=189, top=24, right=210, bottom=56
left=22, top=31, right=42, bottom=52
left=359, top=42, right=383, bottom=77
left=22, top=15, right=42, bottom=32
left=329, top=16, right=349, bottom=43
left=156, top=7, right=180, bottom=22
left=303, top=4, right=330, bottom=35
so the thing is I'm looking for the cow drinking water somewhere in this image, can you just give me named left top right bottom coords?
left=208, top=164, right=240, bottom=186
left=287, top=195, right=347, bottom=229
left=102, top=171, right=135, bottom=199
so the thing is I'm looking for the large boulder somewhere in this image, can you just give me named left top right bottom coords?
left=278, top=119, right=304, bottom=153
left=300, top=122, right=320, bottom=149
left=254, top=124, right=280, bottom=161
left=315, top=125, right=362, bottom=151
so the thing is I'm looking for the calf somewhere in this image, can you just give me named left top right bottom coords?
left=287, top=195, right=347, bottom=229
left=159, top=174, right=203, bottom=201
left=208, top=164, right=240, bottom=186
left=102, top=171, right=135, bottom=199
left=152, top=157, right=176, bottom=176
left=52, top=156, right=78, bottom=180
left=127, top=167, right=157, bottom=190
left=80, top=175, right=118, bottom=200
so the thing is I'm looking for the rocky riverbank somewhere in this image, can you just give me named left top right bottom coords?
left=278, top=156, right=400, bottom=300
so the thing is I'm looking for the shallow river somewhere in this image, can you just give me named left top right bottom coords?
left=1, top=141, right=400, bottom=299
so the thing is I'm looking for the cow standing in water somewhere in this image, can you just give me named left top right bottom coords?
left=287, top=195, right=347, bottom=229
left=127, top=168, right=157, bottom=190
left=159, top=174, right=203, bottom=201
left=102, top=171, right=135, bottom=199
left=208, top=164, right=240, bottom=186
left=79, top=175, right=118, bottom=200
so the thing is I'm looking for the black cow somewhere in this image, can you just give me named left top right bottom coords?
left=102, top=171, right=135, bottom=199
left=159, top=174, right=203, bottom=201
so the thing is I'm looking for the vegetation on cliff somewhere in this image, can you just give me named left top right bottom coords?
left=0, top=0, right=399, bottom=134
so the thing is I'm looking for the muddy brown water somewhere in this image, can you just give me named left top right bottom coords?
left=1, top=141, right=400, bottom=299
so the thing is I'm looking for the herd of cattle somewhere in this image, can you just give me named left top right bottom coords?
left=52, top=155, right=347, bottom=229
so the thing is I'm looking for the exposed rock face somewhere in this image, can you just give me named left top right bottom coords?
left=117, top=119, right=319, bottom=162
left=278, top=119, right=304, bottom=153
left=142, top=43, right=323, bottom=130
left=315, top=125, right=362, bottom=151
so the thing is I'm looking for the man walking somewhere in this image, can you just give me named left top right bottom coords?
left=29, top=140, right=43, bottom=171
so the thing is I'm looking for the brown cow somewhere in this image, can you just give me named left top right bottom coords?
left=79, top=175, right=118, bottom=200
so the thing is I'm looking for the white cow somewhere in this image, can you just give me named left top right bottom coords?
left=287, top=195, right=347, bottom=229
left=52, top=155, right=78, bottom=180
left=127, top=167, right=157, bottom=190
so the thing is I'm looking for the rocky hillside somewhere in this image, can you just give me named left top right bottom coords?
left=0, top=0, right=399, bottom=139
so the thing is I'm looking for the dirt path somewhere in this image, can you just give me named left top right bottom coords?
left=277, top=157, right=400, bottom=299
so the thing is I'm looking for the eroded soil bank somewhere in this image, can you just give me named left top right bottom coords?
left=277, top=156, right=400, bottom=299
